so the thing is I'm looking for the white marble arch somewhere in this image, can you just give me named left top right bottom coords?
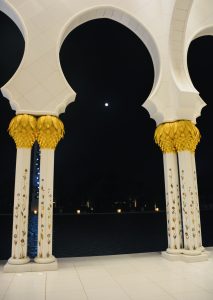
left=58, top=5, right=161, bottom=114
left=167, top=0, right=213, bottom=125
left=149, top=0, right=206, bottom=126
left=186, top=0, right=213, bottom=65
left=0, top=0, right=208, bottom=125
left=186, top=0, right=213, bottom=45
left=0, top=1, right=161, bottom=119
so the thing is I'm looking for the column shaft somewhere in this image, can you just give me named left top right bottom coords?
left=9, top=148, right=31, bottom=264
left=178, top=150, right=202, bottom=255
left=191, top=153, right=203, bottom=250
left=163, top=153, right=183, bottom=253
left=35, top=149, right=55, bottom=263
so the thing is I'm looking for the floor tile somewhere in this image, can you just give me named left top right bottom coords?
left=85, top=287, right=130, bottom=300
left=46, top=290, right=87, bottom=300
left=3, top=291, right=45, bottom=300
left=46, top=273, right=83, bottom=292
left=156, top=278, right=205, bottom=294
left=173, top=291, right=213, bottom=300
left=122, top=282, right=176, bottom=300
left=0, top=273, right=15, bottom=300
left=78, top=274, right=119, bottom=290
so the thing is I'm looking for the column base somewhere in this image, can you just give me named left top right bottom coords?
left=166, top=248, right=182, bottom=255
left=162, top=251, right=181, bottom=261
left=8, top=257, right=30, bottom=265
left=4, top=259, right=58, bottom=273
left=162, top=250, right=209, bottom=262
left=200, top=246, right=206, bottom=252
left=182, top=249, right=202, bottom=256
left=34, top=255, right=56, bottom=264
left=181, top=252, right=209, bottom=262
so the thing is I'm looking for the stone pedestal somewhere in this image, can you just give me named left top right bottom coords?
left=4, top=260, right=58, bottom=273
left=162, top=251, right=208, bottom=262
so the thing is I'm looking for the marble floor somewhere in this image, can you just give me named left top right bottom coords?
left=1, top=248, right=213, bottom=300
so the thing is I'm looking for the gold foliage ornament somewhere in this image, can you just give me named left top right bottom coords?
left=37, top=115, right=64, bottom=149
left=154, top=122, right=177, bottom=153
left=8, top=114, right=37, bottom=148
left=173, top=120, right=200, bottom=152
left=155, top=120, right=201, bottom=153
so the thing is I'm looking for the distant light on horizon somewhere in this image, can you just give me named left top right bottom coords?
left=154, top=204, right=159, bottom=212
left=105, top=102, right=109, bottom=107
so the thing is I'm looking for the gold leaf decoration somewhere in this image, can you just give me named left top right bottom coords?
left=37, top=115, right=64, bottom=149
left=173, top=120, right=200, bottom=152
left=154, top=122, right=177, bottom=153
left=8, top=114, right=37, bottom=148
left=154, top=120, right=201, bottom=153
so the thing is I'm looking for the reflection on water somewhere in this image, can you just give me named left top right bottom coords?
left=28, top=214, right=38, bottom=258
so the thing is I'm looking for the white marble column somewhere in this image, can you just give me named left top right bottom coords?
left=6, top=115, right=37, bottom=267
left=155, top=122, right=183, bottom=258
left=191, top=153, right=204, bottom=251
left=34, top=149, right=55, bottom=263
left=155, top=120, right=207, bottom=262
left=34, top=115, right=64, bottom=266
left=8, top=148, right=31, bottom=264
left=178, top=151, right=203, bottom=255
left=163, top=153, right=183, bottom=254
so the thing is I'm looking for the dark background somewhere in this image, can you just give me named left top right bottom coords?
left=0, top=11, right=213, bottom=259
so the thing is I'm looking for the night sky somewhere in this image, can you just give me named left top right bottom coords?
left=0, top=11, right=213, bottom=213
